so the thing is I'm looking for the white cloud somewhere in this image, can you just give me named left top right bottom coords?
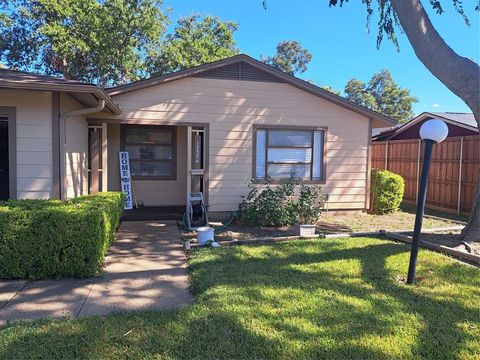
left=431, top=103, right=442, bottom=108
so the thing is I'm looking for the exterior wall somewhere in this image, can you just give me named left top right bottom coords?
left=107, top=124, right=187, bottom=206
left=60, top=94, right=89, bottom=198
left=96, top=77, right=371, bottom=211
left=0, top=89, right=53, bottom=199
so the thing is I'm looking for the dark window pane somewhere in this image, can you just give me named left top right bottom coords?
left=125, top=145, right=172, bottom=160
left=125, top=128, right=172, bottom=144
left=130, top=161, right=172, bottom=177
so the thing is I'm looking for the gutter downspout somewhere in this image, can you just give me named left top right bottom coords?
left=59, top=99, right=105, bottom=200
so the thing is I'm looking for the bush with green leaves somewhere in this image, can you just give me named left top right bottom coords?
left=0, top=192, right=125, bottom=280
left=239, top=180, right=325, bottom=227
left=370, top=169, right=405, bottom=214
left=290, top=185, right=325, bottom=224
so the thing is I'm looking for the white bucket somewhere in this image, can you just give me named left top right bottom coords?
left=299, top=224, right=316, bottom=238
left=197, top=227, right=214, bottom=245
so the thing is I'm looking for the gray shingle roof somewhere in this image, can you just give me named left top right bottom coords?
left=430, top=112, right=476, bottom=127
left=0, top=68, right=94, bottom=86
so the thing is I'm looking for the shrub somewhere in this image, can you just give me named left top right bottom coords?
left=239, top=180, right=325, bottom=227
left=290, top=185, right=325, bottom=224
left=370, top=169, right=405, bottom=214
left=0, top=192, right=125, bottom=279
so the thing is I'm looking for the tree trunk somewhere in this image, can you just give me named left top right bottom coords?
left=462, top=180, right=480, bottom=242
left=390, top=0, right=479, bottom=241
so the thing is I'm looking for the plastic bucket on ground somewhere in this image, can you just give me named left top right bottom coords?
left=197, top=227, right=215, bottom=245
left=299, top=224, right=316, bottom=238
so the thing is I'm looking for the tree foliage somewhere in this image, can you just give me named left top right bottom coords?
left=321, top=85, right=342, bottom=96
left=328, top=0, right=477, bottom=50
left=261, top=40, right=312, bottom=75
left=344, top=79, right=378, bottom=110
left=148, top=15, right=239, bottom=76
left=344, top=70, right=417, bottom=122
left=0, top=0, right=168, bottom=85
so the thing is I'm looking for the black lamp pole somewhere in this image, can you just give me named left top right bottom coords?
left=407, top=139, right=435, bottom=284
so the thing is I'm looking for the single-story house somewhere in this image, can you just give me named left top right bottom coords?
left=0, top=54, right=395, bottom=214
left=372, top=112, right=478, bottom=142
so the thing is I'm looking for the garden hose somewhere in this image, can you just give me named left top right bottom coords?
left=211, top=210, right=238, bottom=231
left=182, top=210, right=237, bottom=232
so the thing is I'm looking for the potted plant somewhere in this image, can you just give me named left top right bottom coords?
left=295, top=185, right=325, bottom=238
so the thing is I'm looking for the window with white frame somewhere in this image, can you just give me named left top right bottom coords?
left=254, top=127, right=325, bottom=181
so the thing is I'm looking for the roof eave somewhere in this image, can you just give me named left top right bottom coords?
left=0, top=81, right=121, bottom=115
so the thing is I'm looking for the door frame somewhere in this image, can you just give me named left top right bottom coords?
left=0, top=106, right=16, bottom=199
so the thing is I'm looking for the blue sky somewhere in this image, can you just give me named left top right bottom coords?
left=165, top=0, right=479, bottom=116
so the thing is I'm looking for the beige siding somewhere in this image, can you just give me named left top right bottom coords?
left=97, top=77, right=370, bottom=211
left=0, top=89, right=53, bottom=199
left=107, top=125, right=187, bottom=206
left=60, top=94, right=89, bottom=198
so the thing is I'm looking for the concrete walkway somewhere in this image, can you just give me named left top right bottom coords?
left=0, top=221, right=192, bottom=326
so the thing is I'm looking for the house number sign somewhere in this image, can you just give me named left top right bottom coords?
left=119, top=151, right=133, bottom=210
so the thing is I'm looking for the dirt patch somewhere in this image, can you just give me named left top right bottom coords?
left=402, top=230, right=479, bottom=254
left=318, top=211, right=461, bottom=233
left=179, top=224, right=299, bottom=242
left=178, top=209, right=473, bottom=252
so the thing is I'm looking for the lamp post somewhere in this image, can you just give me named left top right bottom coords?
left=407, top=119, right=449, bottom=284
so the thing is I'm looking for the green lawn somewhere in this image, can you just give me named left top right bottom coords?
left=1, top=237, right=479, bottom=359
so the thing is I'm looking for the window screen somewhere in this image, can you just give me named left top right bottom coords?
left=255, top=128, right=324, bottom=181
left=123, top=126, right=176, bottom=179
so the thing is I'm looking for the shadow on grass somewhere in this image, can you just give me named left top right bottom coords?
left=1, top=239, right=478, bottom=359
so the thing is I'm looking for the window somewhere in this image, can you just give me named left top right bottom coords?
left=254, top=127, right=325, bottom=182
left=122, top=126, right=176, bottom=180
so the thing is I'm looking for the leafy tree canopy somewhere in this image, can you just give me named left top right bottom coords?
left=344, top=79, right=378, bottom=110
left=148, top=15, right=239, bottom=76
left=261, top=40, right=312, bottom=75
left=0, top=0, right=168, bottom=86
left=344, top=69, right=418, bottom=123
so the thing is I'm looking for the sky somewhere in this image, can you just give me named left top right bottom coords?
left=164, top=0, right=479, bottom=116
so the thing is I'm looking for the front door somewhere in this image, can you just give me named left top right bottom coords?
left=0, top=119, right=9, bottom=200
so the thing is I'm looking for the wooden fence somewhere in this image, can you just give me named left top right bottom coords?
left=371, top=136, right=479, bottom=215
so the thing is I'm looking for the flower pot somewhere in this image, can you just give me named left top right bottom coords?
left=298, top=224, right=316, bottom=238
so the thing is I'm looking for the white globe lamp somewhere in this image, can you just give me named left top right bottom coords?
left=407, top=118, right=449, bottom=284
left=419, top=119, right=449, bottom=143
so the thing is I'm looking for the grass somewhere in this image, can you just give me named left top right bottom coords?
left=1, top=237, right=479, bottom=359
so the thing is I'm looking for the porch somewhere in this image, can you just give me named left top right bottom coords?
left=86, top=121, right=208, bottom=215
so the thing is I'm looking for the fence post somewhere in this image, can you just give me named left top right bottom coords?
left=457, top=137, right=464, bottom=214
left=385, top=141, right=389, bottom=170
left=416, top=139, right=421, bottom=202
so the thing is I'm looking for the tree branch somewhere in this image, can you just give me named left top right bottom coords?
left=390, top=0, right=480, bottom=125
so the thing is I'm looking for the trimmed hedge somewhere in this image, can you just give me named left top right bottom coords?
left=370, top=169, right=405, bottom=214
left=0, top=192, right=125, bottom=279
